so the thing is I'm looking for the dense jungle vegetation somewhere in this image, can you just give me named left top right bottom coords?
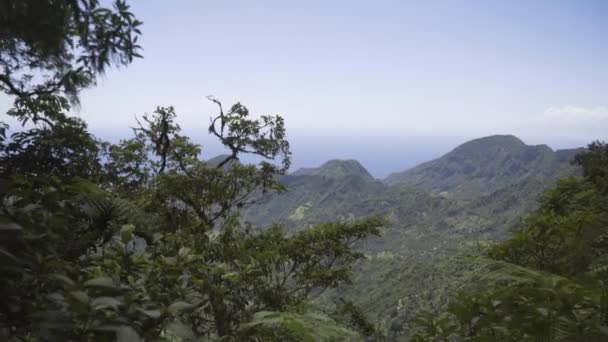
left=1, top=1, right=607, bottom=341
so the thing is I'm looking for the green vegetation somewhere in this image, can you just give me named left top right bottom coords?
left=292, top=160, right=374, bottom=181
left=242, top=139, right=583, bottom=340
left=413, top=142, right=608, bottom=341
left=1, top=2, right=605, bottom=341
left=385, top=135, right=581, bottom=199
left=0, top=2, right=385, bottom=340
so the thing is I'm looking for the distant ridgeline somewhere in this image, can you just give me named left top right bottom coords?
left=241, top=134, right=581, bottom=233
left=238, top=134, right=583, bottom=340
left=292, top=159, right=374, bottom=181
left=385, top=135, right=582, bottom=199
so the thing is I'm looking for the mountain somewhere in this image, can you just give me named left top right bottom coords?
left=292, top=159, right=374, bottom=181
left=206, top=154, right=238, bottom=168
left=241, top=135, right=583, bottom=340
left=244, top=135, right=580, bottom=235
left=384, top=135, right=582, bottom=199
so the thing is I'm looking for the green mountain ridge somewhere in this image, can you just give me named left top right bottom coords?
left=292, top=159, right=374, bottom=181
left=384, top=134, right=582, bottom=199
left=244, top=135, right=583, bottom=245
left=240, top=134, right=583, bottom=340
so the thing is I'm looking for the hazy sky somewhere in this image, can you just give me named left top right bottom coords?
left=4, top=1, right=608, bottom=177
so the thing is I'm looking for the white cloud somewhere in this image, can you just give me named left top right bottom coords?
left=539, top=106, right=608, bottom=125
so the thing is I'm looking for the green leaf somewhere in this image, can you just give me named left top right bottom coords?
left=84, top=276, right=117, bottom=288
left=166, top=320, right=195, bottom=340
left=221, top=271, right=239, bottom=282
left=120, top=224, right=135, bottom=243
left=0, top=222, right=21, bottom=231
left=68, top=290, right=89, bottom=304
left=168, top=301, right=195, bottom=313
left=153, top=232, right=163, bottom=243
left=0, top=247, right=19, bottom=262
left=536, top=307, right=549, bottom=317
left=49, top=273, right=75, bottom=287
left=178, top=247, right=191, bottom=257
left=116, top=326, right=141, bottom=342
left=139, top=308, right=161, bottom=319
left=91, top=296, right=122, bottom=309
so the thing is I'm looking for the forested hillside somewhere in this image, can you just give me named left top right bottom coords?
left=241, top=136, right=583, bottom=340
left=1, top=1, right=605, bottom=341
left=0, top=2, right=384, bottom=340
left=244, top=136, right=580, bottom=245
left=385, top=135, right=581, bottom=199
left=412, top=142, right=608, bottom=341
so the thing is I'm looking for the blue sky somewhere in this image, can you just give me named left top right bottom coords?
left=8, top=0, right=608, bottom=177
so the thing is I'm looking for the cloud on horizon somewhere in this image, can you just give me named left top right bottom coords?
left=539, top=106, right=608, bottom=125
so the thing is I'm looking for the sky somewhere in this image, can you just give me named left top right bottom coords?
left=5, top=0, right=608, bottom=177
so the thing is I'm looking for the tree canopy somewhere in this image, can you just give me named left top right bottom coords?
left=0, top=1, right=385, bottom=340
left=413, top=141, right=608, bottom=341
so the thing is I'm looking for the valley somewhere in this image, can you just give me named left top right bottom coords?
left=3, top=2, right=606, bottom=340
left=242, top=134, right=582, bottom=339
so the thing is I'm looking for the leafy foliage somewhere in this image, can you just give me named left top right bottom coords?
left=413, top=142, right=608, bottom=341
left=240, top=311, right=362, bottom=341
left=0, top=0, right=142, bottom=105
left=0, top=3, right=385, bottom=340
left=237, top=138, right=581, bottom=341
left=1, top=3, right=599, bottom=341
left=0, top=103, right=386, bottom=340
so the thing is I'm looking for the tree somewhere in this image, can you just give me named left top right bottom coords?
left=0, top=101, right=386, bottom=340
left=0, top=0, right=142, bottom=103
left=0, top=0, right=142, bottom=178
left=1, top=2, right=144, bottom=338
left=0, top=2, right=385, bottom=340
left=413, top=142, right=608, bottom=341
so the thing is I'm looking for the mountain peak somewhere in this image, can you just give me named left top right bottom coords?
left=292, top=159, right=373, bottom=180
left=384, top=134, right=577, bottom=198
left=452, top=135, right=526, bottom=154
